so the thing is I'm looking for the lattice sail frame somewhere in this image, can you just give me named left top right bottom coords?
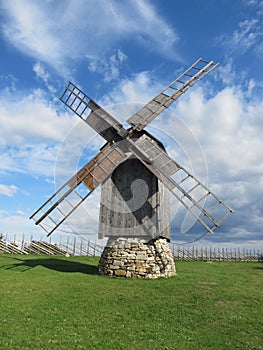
left=30, top=144, right=128, bottom=236
left=31, top=58, right=234, bottom=237
left=130, top=133, right=233, bottom=235
left=127, top=58, right=218, bottom=130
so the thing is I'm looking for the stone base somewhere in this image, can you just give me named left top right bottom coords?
left=98, top=237, right=176, bottom=279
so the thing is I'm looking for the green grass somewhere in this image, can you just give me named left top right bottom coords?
left=0, top=255, right=262, bottom=350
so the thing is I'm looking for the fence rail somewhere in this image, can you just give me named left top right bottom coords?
left=0, top=234, right=104, bottom=257
left=171, top=244, right=262, bottom=262
left=0, top=234, right=262, bottom=261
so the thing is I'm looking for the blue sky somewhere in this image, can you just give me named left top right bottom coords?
left=0, top=0, right=263, bottom=248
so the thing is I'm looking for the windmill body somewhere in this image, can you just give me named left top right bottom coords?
left=99, top=130, right=170, bottom=242
left=30, top=58, right=234, bottom=278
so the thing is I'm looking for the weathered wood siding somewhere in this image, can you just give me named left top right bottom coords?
left=98, top=155, right=170, bottom=241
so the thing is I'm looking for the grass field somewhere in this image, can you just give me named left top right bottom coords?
left=0, top=255, right=262, bottom=350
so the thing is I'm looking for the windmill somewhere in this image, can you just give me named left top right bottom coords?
left=30, top=58, right=234, bottom=277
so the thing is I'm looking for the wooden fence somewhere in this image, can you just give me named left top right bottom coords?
left=171, top=244, right=262, bottom=262
left=0, top=234, right=104, bottom=257
left=0, top=234, right=262, bottom=261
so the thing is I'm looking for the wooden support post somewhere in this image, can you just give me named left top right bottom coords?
left=66, top=236, right=69, bottom=254
left=87, top=240, right=90, bottom=256
left=21, top=234, right=25, bottom=251
left=93, top=240, right=96, bottom=256
left=80, top=239, right=83, bottom=256
left=73, top=237, right=76, bottom=256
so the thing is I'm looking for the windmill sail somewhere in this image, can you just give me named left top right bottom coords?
left=31, top=58, right=234, bottom=238
left=30, top=143, right=128, bottom=236
left=127, top=58, right=218, bottom=131
left=60, top=81, right=127, bottom=141
left=129, top=133, right=234, bottom=234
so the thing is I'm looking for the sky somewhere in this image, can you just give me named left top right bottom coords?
left=0, top=0, right=263, bottom=249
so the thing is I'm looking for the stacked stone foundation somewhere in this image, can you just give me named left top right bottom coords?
left=98, top=237, right=176, bottom=279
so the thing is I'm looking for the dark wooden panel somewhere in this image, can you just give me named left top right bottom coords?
left=98, top=154, right=170, bottom=241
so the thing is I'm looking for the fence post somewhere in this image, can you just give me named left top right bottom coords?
left=80, top=239, right=82, bottom=256
left=67, top=236, right=69, bottom=254
left=30, top=235, right=33, bottom=254
left=93, top=240, right=96, bottom=256
left=21, top=234, right=25, bottom=251
left=48, top=236, right=52, bottom=255
left=73, top=237, right=76, bottom=256
left=4, top=237, right=262, bottom=260
left=5, top=233, right=8, bottom=251
left=87, top=240, right=90, bottom=256
left=59, top=236, right=62, bottom=250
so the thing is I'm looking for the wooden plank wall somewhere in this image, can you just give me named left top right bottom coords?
left=98, top=156, right=170, bottom=240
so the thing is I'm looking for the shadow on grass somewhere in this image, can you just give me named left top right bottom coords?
left=253, top=265, right=263, bottom=269
left=1, top=256, right=98, bottom=275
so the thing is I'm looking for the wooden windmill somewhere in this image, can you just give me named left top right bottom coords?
left=30, top=58, right=234, bottom=244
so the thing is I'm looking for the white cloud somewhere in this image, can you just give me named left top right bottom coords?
left=0, top=74, right=17, bottom=93
left=0, top=184, right=18, bottom=197
left=0, top=89, right=77, bottom=147
left=101, top=71, right=163, bottom=121
left=16, top=210, right=25, bottom=215
left=173, top=86, right=263, bottom=178
left=88, top=49, right=127, bottom=82
left=100, top=67, right=263, bottom=184
left=0, top=86, right=104, bottom=177
left=96, top=70, right=263, bottom=245
left=0, top=58, right=262, bottom=246
left=233, top=19, right=259, bottom=49
left=1, top=1, right=65, bottom=69
left=214, top=60, right=263, bottom=104
left=0, top=0, right=179, bottom=76
left=33, top=62, right=49, bottom=84
left=217, top=18, right=263, bottom=57
left=246, top=0, right=263, bottom=14
left=0, top=211, right=42, bottom=238
left=1, top=144, right=59, bottom=177
left=33, top=62, right=56, bottom=94
left=166, top=86, right=263, bottom=243
left=104, top=49, right=127, bottom=82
